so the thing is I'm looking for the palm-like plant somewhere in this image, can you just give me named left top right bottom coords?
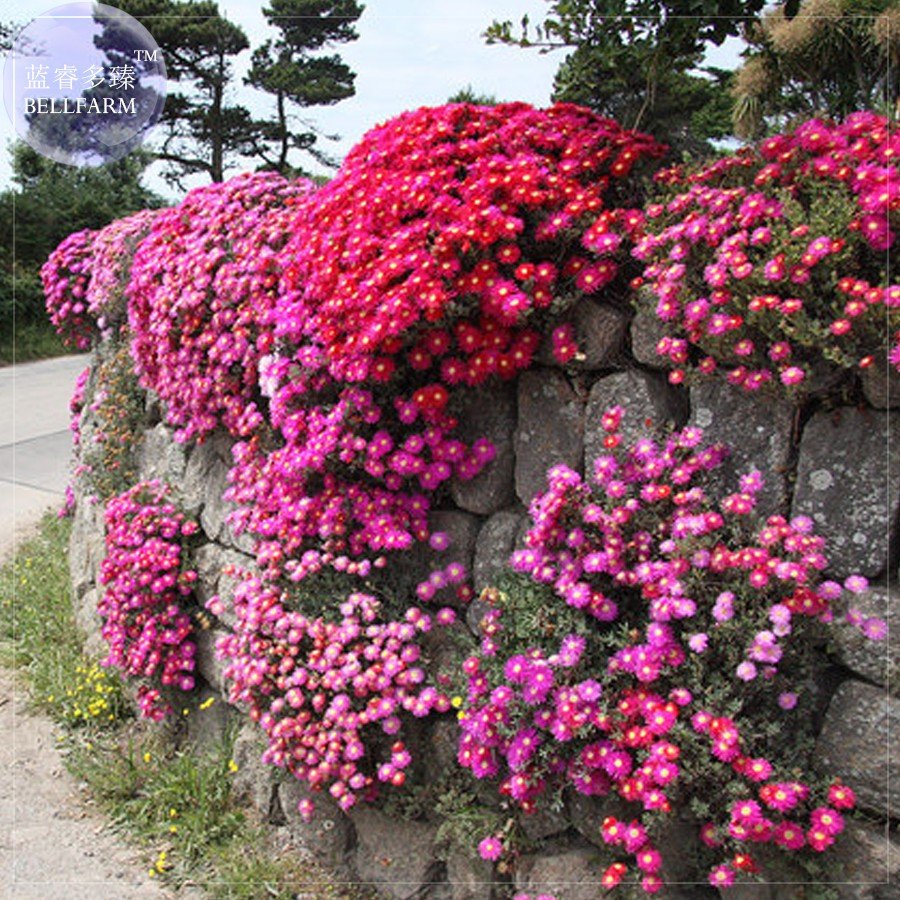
left=733, top=0, right=900, bottom=138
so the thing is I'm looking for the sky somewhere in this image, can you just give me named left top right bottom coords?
left=1, top=1, right=743, bottom=200
left=1, top=0, right=567, bottom=198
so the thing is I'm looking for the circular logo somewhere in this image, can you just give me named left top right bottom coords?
left=3, top=2, right=167, bottom=166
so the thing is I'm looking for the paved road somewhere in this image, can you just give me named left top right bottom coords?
left=0, top=355, right=172, bottom=897
left=0, top=354, right=89, bottom=559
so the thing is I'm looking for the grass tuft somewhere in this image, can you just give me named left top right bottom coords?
left=0, top=513, right=368, bottom=899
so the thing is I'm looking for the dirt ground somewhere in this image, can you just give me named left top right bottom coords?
left=0, top=667, right=174, bottom=899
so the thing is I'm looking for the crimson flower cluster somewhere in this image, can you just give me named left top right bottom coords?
left=269, top=102, right=662, bottom=382
left=212, top=105, right=662, bottom=811
left=226, top=103, right=661, bottom=577
left=634, top=112, right=899, bottom=395
left=41, top=228, right=96, bottom=350
left=98, top=480, right=200, bottom=720
left=459, top=406, right=882, bottom=890
left=127, top=172, right=316, bottom=442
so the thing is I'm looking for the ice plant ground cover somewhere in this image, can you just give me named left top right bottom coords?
left=459, top=406, right=878, bottom=890
left=634, top=112, right=899, bottom=397
left=98, top=480, right=201, bottom=720
left=44, top=103, right=892, bottom=893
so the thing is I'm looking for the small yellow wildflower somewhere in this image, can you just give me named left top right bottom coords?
left=228, top=759, right=239, bottom=774
left=198, top=696, right=215, bottom=711
left=143, top=751, right=152, bottom=763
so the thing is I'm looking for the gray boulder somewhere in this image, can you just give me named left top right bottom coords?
left=629, top=302, right=670, bottom=369
left=816, top=680, right=899, bottom=817
left=689, top=381, right=793, bottom=517
left=792, top=409, right=900, bottom=578
left=832, top=818, right=900, bottom=900
left=830, top=586, right=898, bottom=691
left=444, top=849, right=494, bottom=900
left=350, top=805, right=440, bottom=899
left=515, top=368, right=585, bottom=506
left=281, top=778, right=355, bottom=875
left=451, top=382, right=517, bottom=516
left=472, top=511, right=525, bottom=595
left=586, top=369, right=687, bottom=474
left=514, top=844, right=604, bottom=900
left=136, top=422, right=187, bottom=485
left=861, top=352, right=900, bottom=410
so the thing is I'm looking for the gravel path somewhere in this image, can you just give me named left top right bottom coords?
left=0, top=357, right=179, bottom=898
left=0, top=669, right=173, bottom=899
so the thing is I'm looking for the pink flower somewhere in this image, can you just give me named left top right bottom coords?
left=709, top=864, right=735, bottom=887
left=780, top=366, right=805, bottom=386
left=477, top=836, right=504, bottom=861
left=688, top=633, right=708, bottom=653
left=736, top=661, right=757, bottom=681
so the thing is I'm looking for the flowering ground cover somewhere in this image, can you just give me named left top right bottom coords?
left=459, top=406, right=878, bottom=890
left=45, top=103, right=893, bottom=893
left=634, top=112, right=899, bottom=397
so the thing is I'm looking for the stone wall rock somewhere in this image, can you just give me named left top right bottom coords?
left=230, top=722, right=279, bottom=819
left=831, top=586, right=898, bottom=691
left=349, top=806, right=440, bottom=899
left=451, top=382, right=517, bottom=516
left=71, top=586, right=106, bottom=659
left=280, top=779, right=356, bottom=876
left=861, top=353, right=900, bottom=410
left=629, top=303, right=669, bottom=369
left=688, top=381, right=794, bottom=517
left=832, top=818, right=900, bottom=900
left=816, top=680, right=899, bottom=817
left=444, top=849, right=494, bottom=900
left=567, top=299, right=629, bottom=370
left=181, top=431, right=233, bottom=517
left=585, top=369, right=687, bottom=469
left=193, top=626, right=230, bottom=696
left=191, top=543, right=253, bottom=629
left=792, top=409, right=899, bottom=578
left=514, top=844, right=604, bottom=900
left=472, top=510, right=524, bottom=594
left=515, top=368, right=585, bottom=505
left=69, top=493, right=105, bottom=601
left=136, top=422, right=187, bottom=485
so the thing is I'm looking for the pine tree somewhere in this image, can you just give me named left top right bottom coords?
left=246, top=0, right=364, bottom=175
left=111, top=0, right=254, bottom=187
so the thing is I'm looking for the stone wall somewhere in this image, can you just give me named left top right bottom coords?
left=68, top=301, right=900, bottom=899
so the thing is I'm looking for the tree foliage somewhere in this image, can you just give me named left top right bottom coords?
left=109, top=0, right=253, bottom=187
left=0, top=144, right=162, bottom=332
left=447, top=85, right=498, bottom=104
left=246, top=0, right=364, bottom=175
left=111, top=0, right=362, bottom=186
left=485, top=1, right=771, bottom=156
left=732, top=0, right=900, bottom=138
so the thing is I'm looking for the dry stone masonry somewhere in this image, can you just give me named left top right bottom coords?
left=68, top=308, right=900, bottom=899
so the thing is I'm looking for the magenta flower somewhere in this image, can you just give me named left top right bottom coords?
left=477, top=836, right=504, bottom=861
